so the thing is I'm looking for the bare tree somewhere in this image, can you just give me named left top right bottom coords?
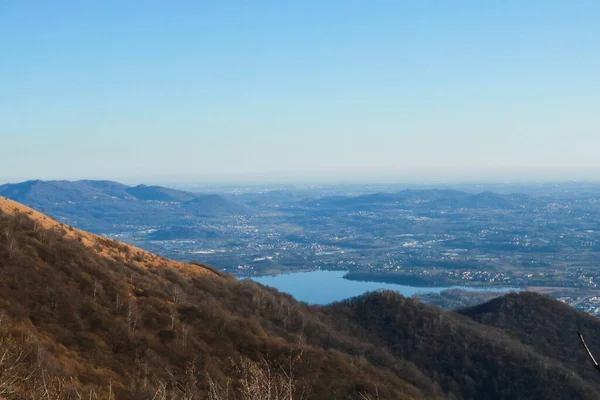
left=578, top=332, right=600, bottom=372
left=115, top=293, right=123, bottom=314
left=170, top=307, right=177, bottom=330
left=92, top=279, right=98, bottom=303
left=127, top=301, right=139, bottom=335
left=173, top=286, right=181, bottom=304
left=0, top=347, right=33, bottom=397
left=0, top=343, right=69, bottom=399
left=206, top=374, right=230, bottom=400
left=7, top=238, right=18, bottom=259
left=183, top=326, right=188, bottom=349
left=3, top=227, right=11, bottom=241
left=206, top=351, right=306, bottom=400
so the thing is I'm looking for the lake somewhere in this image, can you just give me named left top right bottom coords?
left=252, top=270, right=520, bottom=304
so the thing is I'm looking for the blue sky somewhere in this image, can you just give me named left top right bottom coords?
left=1, top=1, right=599, bottom=184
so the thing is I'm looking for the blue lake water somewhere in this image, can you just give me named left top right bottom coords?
left=252, top=270, right=520, bottom=304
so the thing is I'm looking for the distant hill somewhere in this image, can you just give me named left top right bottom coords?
left=0, top=180, right=244, bottom=208
left=0, top=180, right=250, bottom=233
left=124, top=184, right=199, bottom=202
left=0, top=179, right=131, bottom=204
left=313, top=189, right=534, bottom=211
left=2, top=197, right=600, bottom=399
left=147, top=226, right=223, bottom=241
left=183, top=194, right=249, bottom=216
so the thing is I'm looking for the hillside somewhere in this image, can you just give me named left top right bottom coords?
left=459, top=292, right=600, bottom=385
left=1, top=198, right=600, bottom=399
left=0, top=197, right=437, bottom=399
left=324, top=292, right=600, bottom=399
left=0, top=196, right=212, bottom=279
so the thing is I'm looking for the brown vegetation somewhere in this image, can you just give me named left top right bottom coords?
left=0, top=196, right=216, bottom=278
left=2, top=197, right=600, bottom=399
left=0, top=198, right=431, bottom=399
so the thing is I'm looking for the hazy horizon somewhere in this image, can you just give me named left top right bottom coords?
left=3, top=1, right=600, bottom=183
left=3, top=175, right=600, bottom=189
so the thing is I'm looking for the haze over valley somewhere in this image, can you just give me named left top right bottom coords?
left=4, top=179, right=600, bottom=316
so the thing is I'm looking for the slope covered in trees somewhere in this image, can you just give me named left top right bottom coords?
left=0, top=196, right=438, bottom=399
left=1, top=196, right=600, bottom=399
left=324, top=292, right=600, bottom=399
left=459, top=292, right=600, bottom=385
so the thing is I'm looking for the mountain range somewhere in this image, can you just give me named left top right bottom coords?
left=1, top=195, right=600, bottom=399
left=311, top=189, right=534, bottom=211
left=0, top=180, right=248, bottom=232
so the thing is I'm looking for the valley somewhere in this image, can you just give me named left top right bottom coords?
left=3, top=196, right=600, bottom=399
left=3, top=180, right=600, bottom=315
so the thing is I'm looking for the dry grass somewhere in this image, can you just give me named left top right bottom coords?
left=0, top=196, right=218, bottom=279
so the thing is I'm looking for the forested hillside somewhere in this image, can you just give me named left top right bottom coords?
left=1, top=196, right=600, bottom=399
left=459, top=292, right=600, bottom=385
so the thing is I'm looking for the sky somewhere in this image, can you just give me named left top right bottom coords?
left=1, top=1, right=599, bottom=184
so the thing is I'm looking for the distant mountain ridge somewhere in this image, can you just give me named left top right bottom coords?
left=0, top=180, right=250, bottom=232
left=0, top=179, right=130, bottom=204
left=0, top=179, right=234, bottom=205
left=313, top=188, right=534, bottom=210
